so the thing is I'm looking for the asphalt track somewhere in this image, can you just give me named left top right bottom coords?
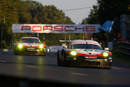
left=0, top=51, right=130, bottom=87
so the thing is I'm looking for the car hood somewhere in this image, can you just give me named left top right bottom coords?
left=22, top=43, right=41, bottom=47
left=66, top=49, right=104, bottom=55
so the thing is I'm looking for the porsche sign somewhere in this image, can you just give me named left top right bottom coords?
left=12, top=24, right=100, bottom=33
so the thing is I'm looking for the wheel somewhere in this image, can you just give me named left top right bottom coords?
left=37, top=51, right=46, bottom=56
left=99, top=61, right=112, bottom=69
left=57, top=52, right=64, bottom=66
left=57, top=52, right=61, bottom=66
left=105, top=63, right=112, bottom=69
left=42, top=49, right=46, bottom=56
left=42, top=52, right=46, bottom=56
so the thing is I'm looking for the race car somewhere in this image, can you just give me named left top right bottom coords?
left=57, top=40, right=112, bottom=68
left=13, top=37, right=46, bottom=55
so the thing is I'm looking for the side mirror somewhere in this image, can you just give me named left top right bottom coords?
left=62, top=44, right=67, bottom=48
left=105, top=48, right=109, bottom=51
left=63, top=45, right=67, bottom=48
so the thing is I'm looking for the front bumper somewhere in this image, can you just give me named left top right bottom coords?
left=14, top=47, right=46, bottom=55
left=65, top=55, right=112, bottom=68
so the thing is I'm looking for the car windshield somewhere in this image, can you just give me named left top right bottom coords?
left=72, top=44, right=102, bottom=50
left=22, top=39, right=40, bottom=43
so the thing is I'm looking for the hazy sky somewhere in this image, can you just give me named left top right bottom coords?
left=34, top=0, right=97, bottom=24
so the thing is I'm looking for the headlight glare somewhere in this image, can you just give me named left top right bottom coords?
left=39, top=44, right=43, bottom=49
left=70, top=51, right=77, bottom=56
left=103, top=52, right=109, bottom=57
left=18, top=44, right=23, bottom=49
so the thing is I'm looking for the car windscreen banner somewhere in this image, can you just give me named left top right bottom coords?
left=12, top=24, right=100, bottom=33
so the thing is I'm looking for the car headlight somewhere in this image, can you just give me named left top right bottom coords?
left=47, top=48, right=50, bottom=52
left=39, top=44, right=43, bottom=49
left=103, top=52, right=109, bottom=57
left=70, top=51, right=77, bottom=56
left=18, top=44, right=23, bottom=49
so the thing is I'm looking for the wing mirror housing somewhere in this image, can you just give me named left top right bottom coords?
left=62, top=44, right=67, bottom=48
left=105, top=48, right=109, bottom=51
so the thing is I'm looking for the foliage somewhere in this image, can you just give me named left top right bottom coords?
left=0, top=0, right=74, bottom=48
left=81, top=5, right=100, bottom=24
left=97, top=0, right=130, bottom=24
left=81, top=0, right=130, bottom=47
left=82, top=0, right=130, bottom=24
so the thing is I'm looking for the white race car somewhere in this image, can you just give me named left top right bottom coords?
left=57, top=40, right=112, bottom=68
left=13, top=37, right=46, bottom=55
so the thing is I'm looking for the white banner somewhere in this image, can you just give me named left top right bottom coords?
left=12, top=24, right=101, bottom=33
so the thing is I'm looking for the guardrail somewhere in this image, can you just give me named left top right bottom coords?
left=118, top=42, right=130, bottom=55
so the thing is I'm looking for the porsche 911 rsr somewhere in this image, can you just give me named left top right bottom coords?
left=13, top=37, right=46, bottom=55
left=57, top=40, right=112, bottom=68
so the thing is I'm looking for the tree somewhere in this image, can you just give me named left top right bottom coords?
left=0, top=0, right=74, bottom=48
left=82, top=0, right=130, bottom=24
left=81, top=5, right=100, bottom=24
left=97, top=0, right=130, bottom=24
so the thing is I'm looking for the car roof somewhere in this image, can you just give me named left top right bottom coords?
left=21, top=37, right=39, bottom=39
left=71, top=40, right=86, bottom=44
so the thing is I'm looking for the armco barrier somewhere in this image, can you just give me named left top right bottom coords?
left=118, top=42, right=130, bottom=55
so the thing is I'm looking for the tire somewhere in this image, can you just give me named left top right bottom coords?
left=57, top=52, right=61, bottom=66
left=57, top=52, right=64, bottom=66
left=99, top=62, right=112, bottom=69
left=38, top=51, right=46, bottom=56
left=43, top=50, right=46, bottom=56
left=105, top=63, right=112, bottom=69
left=42, top=52, right=46, bottom=56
